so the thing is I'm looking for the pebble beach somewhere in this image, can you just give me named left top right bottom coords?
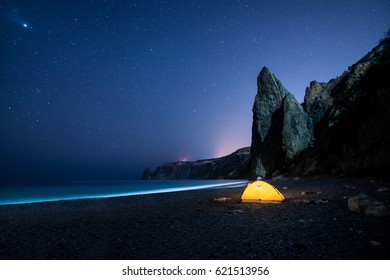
left=1, top=176, right=389, bottom=259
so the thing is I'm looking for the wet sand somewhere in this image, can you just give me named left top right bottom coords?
left=1, top=176, right=389, bottom=259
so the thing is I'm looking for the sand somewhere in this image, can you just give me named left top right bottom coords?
left=0, top=176, right=389, bottom=259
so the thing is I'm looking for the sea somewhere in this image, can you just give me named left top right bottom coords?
left=0, top=180, right=248, bottom=206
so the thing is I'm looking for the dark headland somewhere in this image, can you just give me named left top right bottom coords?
left=1, top=37, right=390, bottom=260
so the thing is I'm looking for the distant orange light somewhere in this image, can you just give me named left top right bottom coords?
left=177, top=156, right=187, bottom=162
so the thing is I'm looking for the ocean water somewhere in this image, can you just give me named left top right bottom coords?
left=0, top=180, right=247, bottom=206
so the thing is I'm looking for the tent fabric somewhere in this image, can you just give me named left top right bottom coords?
left=241, top=181, right=285, bottom=203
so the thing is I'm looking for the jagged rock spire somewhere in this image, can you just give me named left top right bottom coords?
left=250, top=67, right=311, bottom=179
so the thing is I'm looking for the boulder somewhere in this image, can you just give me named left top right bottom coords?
left=348, top=194, right=390, bottom=216
left=377, top=187, right=390, bottom=192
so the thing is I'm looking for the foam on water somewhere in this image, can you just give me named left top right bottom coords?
left=0, top=180, right=247, bottom=205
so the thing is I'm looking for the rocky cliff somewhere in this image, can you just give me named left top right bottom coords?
left=143, top=37, right=390, bottom=180
left=290, top=37, right=390, bottom=177
left=250, top=37, right=390, bottom=179
left=142, top=147, right=250, bottom=180
left=249, top=67, right=311, bottom=179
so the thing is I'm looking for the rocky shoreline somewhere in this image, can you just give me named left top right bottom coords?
left=144, top=37, right=390, bottom=181
left=1, top=176, right=389, bottom=259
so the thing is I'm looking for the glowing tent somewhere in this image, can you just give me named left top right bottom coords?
left=241, top=181, right=285, bottom=203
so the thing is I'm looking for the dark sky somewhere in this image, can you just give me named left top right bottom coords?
left=1, top=0, right=389, bottom=181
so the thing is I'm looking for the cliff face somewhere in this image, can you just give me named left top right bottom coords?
left=291, top=38, right=390, bottom=177
left=250, top=38, right=390, bottom=178
left=143, top=147, right=250, bottom=180
left=303, top=80, right=336, bottom=132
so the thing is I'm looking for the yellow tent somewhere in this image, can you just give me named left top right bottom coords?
left=241, top=181, right=285, bottom=203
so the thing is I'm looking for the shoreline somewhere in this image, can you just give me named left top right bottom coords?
left=1, top=176, right=389, bottom=259
left=0, top=179, right=247, bottom=206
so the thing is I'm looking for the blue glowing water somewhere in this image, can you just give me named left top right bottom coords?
left=0, top=180, right=247, bottom=205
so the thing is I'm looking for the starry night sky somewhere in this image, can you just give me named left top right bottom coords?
left=1, top=0, right=389, bottom=181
